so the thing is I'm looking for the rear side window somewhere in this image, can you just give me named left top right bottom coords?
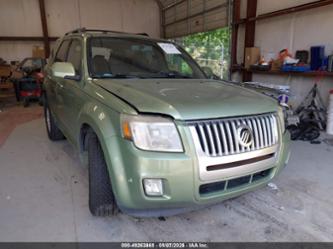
left=67, top=39, right=82, bottom=75
left=55, top=40, right=70, bottom=62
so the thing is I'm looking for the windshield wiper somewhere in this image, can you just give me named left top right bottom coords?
left=91, top=73, right=141, bottom=79
left=111, top=74, right=142, bottom=79
left=91, top=72, right=192, bottom=79
left=155, top=71, right=193, bottom=79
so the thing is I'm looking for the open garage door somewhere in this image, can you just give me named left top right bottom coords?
left=157, top=0, right=231, bottom=38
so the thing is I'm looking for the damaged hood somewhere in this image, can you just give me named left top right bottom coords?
left=95, top=79, right=278, bottom=120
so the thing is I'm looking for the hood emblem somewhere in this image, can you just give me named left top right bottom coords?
left=237, top=125, right=253, bottom=147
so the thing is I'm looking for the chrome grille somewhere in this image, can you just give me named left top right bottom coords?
left=188, top=113, right=278, bottom=157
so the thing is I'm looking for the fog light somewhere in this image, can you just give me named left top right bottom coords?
left=143, top=179, right=163, bottom=196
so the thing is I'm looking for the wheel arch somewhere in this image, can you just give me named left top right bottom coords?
left=79, top=123, right=92, bottom=152
left=77, top=102, right=119, bottom=152
left=78, top=118, right=126, bottom=207
left=77, top=101, right=134, bottom=208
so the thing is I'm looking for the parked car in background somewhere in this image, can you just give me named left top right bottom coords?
left=43, top=28, right=291, bottom=217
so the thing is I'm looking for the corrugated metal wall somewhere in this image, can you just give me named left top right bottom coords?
left=162, top=0, right=230, bottom=38
left=0, top=0, right=160, bottom=61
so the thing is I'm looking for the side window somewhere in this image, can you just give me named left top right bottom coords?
left=55, top=40, right=70, bottom=62
left=67, top=39, right=82, bottom=75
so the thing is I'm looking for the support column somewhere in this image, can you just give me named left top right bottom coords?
left=38, top=0, right=50, bottom=58
left=243, top=0, right=257, bottom=82
left=231, top=0, right=240, bottom=68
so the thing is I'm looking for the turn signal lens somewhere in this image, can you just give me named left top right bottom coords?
left=122, top=121, right=132, bottom=140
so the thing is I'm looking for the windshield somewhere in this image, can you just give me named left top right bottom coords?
left=88, top=37, right=206, bottom=79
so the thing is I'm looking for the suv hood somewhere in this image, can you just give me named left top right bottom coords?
left=95, top=79, right=278, bottom=120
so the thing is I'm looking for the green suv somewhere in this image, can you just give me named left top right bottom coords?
left=43, top=28, right=290, bottom=217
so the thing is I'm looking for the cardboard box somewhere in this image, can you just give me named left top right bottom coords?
left=271, top=59, right=282, bottom=71
left=32, top=46, right=45, bottom=58
left=11, top=69, right=23, bottom=79
left=0, top=65, right=11, bottom=77
left=244, top=47, right=260, bottom=69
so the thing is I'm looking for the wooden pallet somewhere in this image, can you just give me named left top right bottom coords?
left=0, top=82, right=15, bottom=100
left=0, top=82, right=14, bottom=90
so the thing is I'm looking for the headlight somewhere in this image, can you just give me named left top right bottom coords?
left=121, top=114, right=183, bottom=152
left=277, top=107, right=286, bottom=133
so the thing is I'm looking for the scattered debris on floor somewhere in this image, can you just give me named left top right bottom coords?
left=267, top=182, right=279, bottom=191
left=158, top=216, right=166, bottom=221
left=287, top=84, right=327, bottom=144
left=278, top=206, right=285, bottom=211
left=323, top=138, right=333, bottom=146
left=310, top=140, right=321, bottom=144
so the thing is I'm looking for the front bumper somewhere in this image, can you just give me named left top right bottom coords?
left=105, top=128, right=291, bottom=217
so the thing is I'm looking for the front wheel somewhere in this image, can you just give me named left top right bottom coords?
left=87, top=132, right=116, bottom=216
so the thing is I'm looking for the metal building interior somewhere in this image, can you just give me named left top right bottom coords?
left=0, top=0, right=332, bottom=242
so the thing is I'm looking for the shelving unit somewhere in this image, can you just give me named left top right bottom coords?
left=248, top=70, right=333, bottom=78
left=231, top=0, right=333, bottom=81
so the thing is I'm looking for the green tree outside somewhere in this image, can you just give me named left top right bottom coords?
left=173, top=27, right=230, bottom=79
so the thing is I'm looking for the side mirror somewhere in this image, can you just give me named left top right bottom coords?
left=202, top=66, right=221, bottom=80
left=51, top=62, right=78, bottom=80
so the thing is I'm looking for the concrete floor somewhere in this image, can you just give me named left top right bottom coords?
left=0, top=106, right=333, bottom=242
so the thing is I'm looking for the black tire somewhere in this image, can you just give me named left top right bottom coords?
left=23, top=98, right=29, bottom=107
left=38, top=96, right=44, bottom=106
left=13, top=80, right=21, bottom=102
left=87, top=132, right=116, bottom=216
left=44, top=97, right=65, bottom=141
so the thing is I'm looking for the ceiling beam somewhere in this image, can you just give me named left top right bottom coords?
left=252, top=0, right=333, bottom=21
left=235, top=0, right=333, bottom=24
left=0, top=36, right=58, bottom=41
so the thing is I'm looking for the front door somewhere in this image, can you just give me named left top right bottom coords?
left=48, top=39, right=71, bottom=124
left=57, top=38, right=84, bottom=141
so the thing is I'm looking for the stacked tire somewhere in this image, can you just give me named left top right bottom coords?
left=327, top=90, right=333, bottom=135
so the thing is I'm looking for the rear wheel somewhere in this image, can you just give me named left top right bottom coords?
left=38, top=95, right=44, bottom=106
left=23, top=98, right=29, bottom=107
left=13, top=80, right=21, bottom=102
left=44, top=97, right=64, bottom=141
left=87, top=132, right=116, bottom=216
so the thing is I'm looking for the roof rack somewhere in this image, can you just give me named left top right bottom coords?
left=65, top=28, right=149, bottom=37
left=136, top=33, right=149, bottom=37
